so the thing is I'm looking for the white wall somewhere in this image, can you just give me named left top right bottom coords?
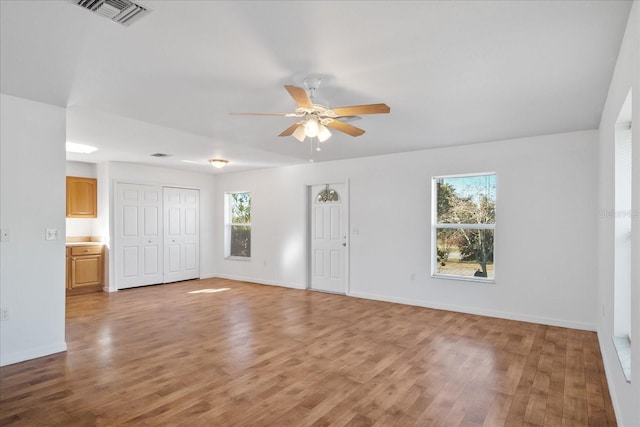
left=216, top=129, right=598, bottom=330
left=65, top=161, right=98, bottom=237
left=66, top=160, right=96, bottom=178
left=597, top=2, right=640, bottom=425
left=0, top=94, right=67, bottom=366
left=101, top=161, right=216, bottom=291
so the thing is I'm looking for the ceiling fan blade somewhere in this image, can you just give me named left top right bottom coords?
left=229, top=112, right=291, bottom=116
left=278, top=122, right=302, bottom=137
left=284, top=85, right=313, bottom=108
left=325, top=120, right=366, bottom=137
left=331, top=103, right=390, bottom=117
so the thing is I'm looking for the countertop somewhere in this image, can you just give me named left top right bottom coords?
left=66, top=241, right=105, bottom=247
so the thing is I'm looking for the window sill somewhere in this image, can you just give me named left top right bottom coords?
left=225, top=256, right=251, bottom=262
left=431, top=274, right=495, bottom=284
left=612, top=336, right=631, bottom=383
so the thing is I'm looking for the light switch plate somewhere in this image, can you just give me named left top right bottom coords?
left=45, top=228, right=58, bottom=241
left=0, top=229, right=9, bottom=242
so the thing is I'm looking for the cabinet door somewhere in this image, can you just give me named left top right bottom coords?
left=70, top=255, right=103, bottom=288
left=67, top=176, right=97, bottom=218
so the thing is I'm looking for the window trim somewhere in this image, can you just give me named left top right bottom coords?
left=224, top=191, right=251, bottom=260
left=431, top=172, right=496, bottom=283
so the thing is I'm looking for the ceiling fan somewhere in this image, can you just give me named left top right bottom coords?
left=231, top=76, right=390, bottom=143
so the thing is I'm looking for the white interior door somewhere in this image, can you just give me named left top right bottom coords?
left=163, top=187, right=200, bottom=283
left=310, top=183, right=348, bottom=294
left=115, top=183, right=163, bottom=289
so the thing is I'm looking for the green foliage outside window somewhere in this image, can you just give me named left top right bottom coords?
left=229, top=192, right=251, bottom=258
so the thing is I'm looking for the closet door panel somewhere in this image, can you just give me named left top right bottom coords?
left=163, top=187, right=200, bottom=283
left=115, top=183, right=163, bottom=289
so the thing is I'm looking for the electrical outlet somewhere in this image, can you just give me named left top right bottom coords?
left=0, top=309, right=8, bottom=321
left=0, top=228, right=9, bottom=242
left=45, top=228, right=58, bottom=241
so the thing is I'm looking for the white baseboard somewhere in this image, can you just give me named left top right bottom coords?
left=0, top=341, right=67, bottom=367
left=348, top=290, right=596, bottom=331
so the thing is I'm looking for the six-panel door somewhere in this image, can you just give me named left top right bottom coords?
left=115, top=183, right=200, bottom=289
left=115, top=183, right=164, bottom=289
left=163, top=187, right=200, bottom=283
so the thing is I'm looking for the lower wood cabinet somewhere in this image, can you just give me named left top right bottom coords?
left=66, top=245, right=104, bottom=294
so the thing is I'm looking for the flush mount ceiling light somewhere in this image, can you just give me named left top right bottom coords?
left=66, top=142, right=98, bottom=154
left=209, top=159, right=229, bottom=169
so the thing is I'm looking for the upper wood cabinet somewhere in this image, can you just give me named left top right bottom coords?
left=66, top=176, right=97, bottom=218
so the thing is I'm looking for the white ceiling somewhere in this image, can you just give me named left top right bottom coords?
left=0, top=0, right=633, bottom=174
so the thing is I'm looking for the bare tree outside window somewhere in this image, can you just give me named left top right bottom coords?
left=433, top=174, right=496, bottom=280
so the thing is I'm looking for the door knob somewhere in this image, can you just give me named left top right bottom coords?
left=342, top=242, right=347, bottom=247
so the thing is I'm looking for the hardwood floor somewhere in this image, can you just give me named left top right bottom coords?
left=0, top=278, right=616, bottom=426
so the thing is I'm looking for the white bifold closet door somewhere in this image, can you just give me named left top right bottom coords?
left=163, top=187, right=200, bottom=283
left=115, top=183, right=200, bottom=289
left=115, top=183, right=164, bottom=289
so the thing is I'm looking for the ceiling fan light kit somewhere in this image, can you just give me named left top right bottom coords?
left=305, top=117, right=320, bottom=137
left=317, top=125, right=332, bottom=142
left=292, top=124, right=306, bottom=142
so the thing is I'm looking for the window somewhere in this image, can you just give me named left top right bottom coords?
left=225, top=192, right=251, bottom=259
left=316, top=184, right=340, bottom=203
left=432, top=173, right=496, bottom=281
left=612, top=89, right=632, bottom=382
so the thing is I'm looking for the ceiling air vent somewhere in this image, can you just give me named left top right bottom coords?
left=75, top=0, right=149, bottom=26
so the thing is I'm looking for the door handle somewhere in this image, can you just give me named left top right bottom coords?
left=342, top=242, right=347, bottom=247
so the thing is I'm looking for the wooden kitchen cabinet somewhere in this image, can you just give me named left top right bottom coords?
left=66, top=245, right=104, bottom=294
left=66, top=176, right=97, bottom=218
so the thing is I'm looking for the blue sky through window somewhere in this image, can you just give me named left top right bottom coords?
left=442, top=174, right=496, bottom=205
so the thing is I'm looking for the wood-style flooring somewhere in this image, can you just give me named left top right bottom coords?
left=0, top=278, right=616, bottom=426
